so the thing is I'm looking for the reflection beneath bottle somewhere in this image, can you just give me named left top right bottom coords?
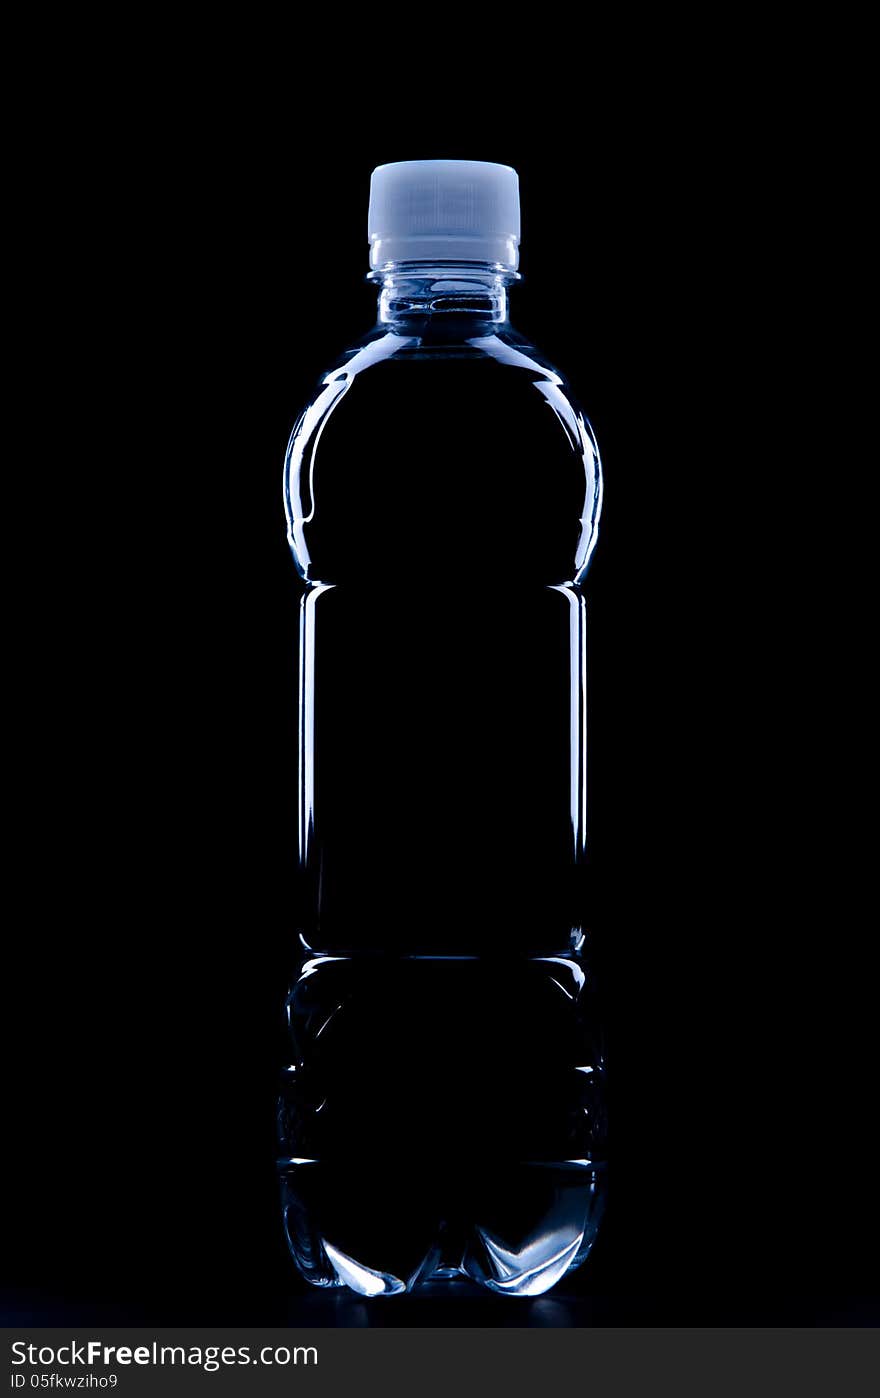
left=287, top=1285, right=589, bottom=1327
left=526, top=1297, right=576, bottom=1327
left=333, top=1294, right=371, bottom=1328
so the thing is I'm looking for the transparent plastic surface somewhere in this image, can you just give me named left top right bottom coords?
left=279, top=266, right=605, bottom=1296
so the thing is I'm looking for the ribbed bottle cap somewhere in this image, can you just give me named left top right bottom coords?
left=368, top=160, right=520, bottom=271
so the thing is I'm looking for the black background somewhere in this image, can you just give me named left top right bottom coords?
left=5, top=82, right=877, bottom=1328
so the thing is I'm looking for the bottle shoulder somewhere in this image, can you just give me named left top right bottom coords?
left=323, top=325, right=582, bottom=392
left=305, top=324, right=590, bottom=407
left=284, top=325, right=603, bottom=586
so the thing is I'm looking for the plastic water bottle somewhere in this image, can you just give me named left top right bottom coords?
left=278, top=160, right=605, bottom=1297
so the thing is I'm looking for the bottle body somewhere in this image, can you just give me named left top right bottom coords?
left=279, top=271, right=605, bottom=1295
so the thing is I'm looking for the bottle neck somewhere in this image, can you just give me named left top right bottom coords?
left=372, top=261, right=516, bottom=328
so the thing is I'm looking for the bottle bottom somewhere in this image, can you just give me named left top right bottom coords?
left=279, top=1159, right=606, bottom=1298
left=278, top=952, right=606, bottom=1297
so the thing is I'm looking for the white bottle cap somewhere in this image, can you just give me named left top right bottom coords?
left=368, top=160, right=520, bottom=271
